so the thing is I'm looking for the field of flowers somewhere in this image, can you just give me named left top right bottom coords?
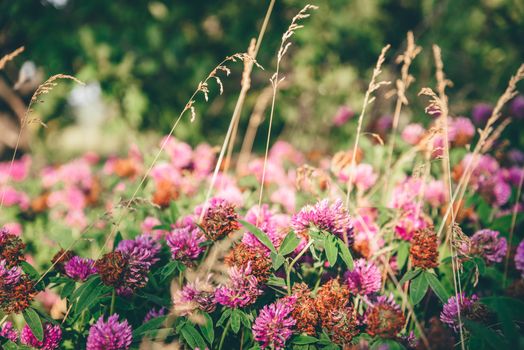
left=1, top=3, right=524, bottom=350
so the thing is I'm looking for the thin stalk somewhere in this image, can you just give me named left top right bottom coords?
left=218, top=318, right=232, bottom=350
left=110, top=289, right=116, bottom=315
left=286, top=240, right=313, bottom=294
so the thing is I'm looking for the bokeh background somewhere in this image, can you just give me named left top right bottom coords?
left=1, top=0, right=523, bottom=159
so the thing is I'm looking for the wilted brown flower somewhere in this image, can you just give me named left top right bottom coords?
left=290, top=283, right=319, bottom=336
left=366, top=301, right=405, bottom=338
left=84, top=177, right=101, bottom=206
left=410, top=228, right=439, bottom=269
left=314, top=279, right=351, bottom=323
left=201, top=198, right=240, bottom=241
left=416, top=317, right=454, bottom=350
left=0, top=276, right=35, bottom=314
left=95, top=251, right=128, bottom=287
left=0, top=229, right=26, bottom=267
left=51, top=249, right=75, bottom=274
left=152, top=179, right=179, bottom=208
left=323, top=307, right=359, bottom=345
left=224, top=242, right=271, bottom=283
left=31, top=192, right=50, bottom=213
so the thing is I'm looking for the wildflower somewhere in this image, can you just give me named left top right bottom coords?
left=143, top=307, right=166, bottom=323
left=51, top=249, right=75, bottom=274
left=424, top=180, right=446, bottom=208
left=332, top=106, right=354, bottom=126
left=86, top=314, right=132, bottom=350
left=215, top=263, right=262, bottom=308
left=323, top=306, right=359, bottom=345
left=291, top=199, right=353, bottom=248
left=174, top=277, right=216, bottom=315
left=515, top=240, right=524, bottom=278
left=440, top=293, right=490, bottom=331
left=64, top=256, right=97, bottom=281
left=290, top=283, right=319, bottom=336
left=0, top=321, right=18, bottom=342
left=95, top=251, right=149, bottom=296
left=401, top=123, right=425, bottom=145
left=242, top=204, right=281, bottom=251
left=20, top=323, right=62, bottom=350
left=449, top=117, right=474, bottom=146
left=510, top=95, right=524, bottom=119
left=200, top=198, right=240, bottom=241
left=365, top=295, right=405, bottom=338
left=167, top=225, right=205, bottom=263
left=410, top=228, right=439, bottom=269
left=472, top=103, right=492, bottom=125
left=225, top=242, right=272, bottom=283
left=116, top=234, right=161, bottom=267
left=152, top=179, right=179, bottom=208
left=345, top=258, right=382, bottom=295
left=0, top=228, right=26, bottom=267
left=314, top=279, right=351, bottom=323
left=468, top=229, right=507, bottom=264
left=0, top=260, right=35, bottom=314
left=252, top=297, right=296, bottom=350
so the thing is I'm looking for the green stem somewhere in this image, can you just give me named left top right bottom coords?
left=286, top=241, right=313, bottom=294
left=110, top=290, right=116, bottom=315
left=218, top=317, right=232, bottom=350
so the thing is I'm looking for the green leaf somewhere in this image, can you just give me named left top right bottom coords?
left=74, top=276, right=104, bottom=315
left=180, top=323, right=207, bottom=350
left=231, top=309, right=241, bottom=333
left=239, top=220, right=276, bottom=253
left=60, top=280, right=76, bottom=299
left=132, top=316, right=166, bottom=338
left=267, top=275, right=286, bottom=287
left=409, top=271, right=429, bottom=305
left=217, top=308, right=232, bottom=327
left=23, top=308, right=44, bottom=342
left=169, top=201, right=180, bottom=223
left=199, top=313, right=214, bottom=345
left=271, top=252, right=285, bottom=270
left=292, top=335, right=319, bottom=344
left=464, top=320, right=507, bottom=349
left=399, top=268, right=422, bottom=285
left=396, top=241, right=410, bottom=270
left=113, top=231, right=123, bottom=249
left=20, top=261, right=40, bottom=280
left=336, top=238, right=353, bottom=270
left=473, top=256, right=486, bottom=275
left=279, top=231, right=300, bottom=256
left=325, top=235, right=338, bottom=266
left=424, top=272, right=449, bottom=303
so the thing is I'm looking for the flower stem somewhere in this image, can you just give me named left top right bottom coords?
left=286, top=240, right=313, bottom=294
left=110, top=289, right=116, bottom=315
left=218, top=317, right=232, bottom=350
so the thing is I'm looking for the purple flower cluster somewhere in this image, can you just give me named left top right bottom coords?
left=86, top=314, right=132, bottom=350
left=20, top=323, right=62, bottom=350
left=440, top=293, right=478, bottom=331
left=64, top=256, right=97, bottom=281
left=0, top=259, right=22, bottom=285
left=253, top=296, right=297, bottom=350
left=470, top=229, right=507, bottom=264
left=345, top=258, right=382, bottom=295
left=0, top=321, right=18, bottom=342
left=515, top=240, right=524, bottom=278
left=215, top=262, right=262, bottom=308
left=166, top=225, right=206, bottom=262
left=174, top=277, right=217, bottom=315
left=242, top=204, right=281, bottom=252
left=115, top=234, right=161, bottom=296
left=291, top=199, right=353, bottom=248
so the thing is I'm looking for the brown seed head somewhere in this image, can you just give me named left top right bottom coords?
left=410, top=228, right=439, bottom=269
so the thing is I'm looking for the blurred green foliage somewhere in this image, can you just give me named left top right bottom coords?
left=1, top=0, right=523, bottom=151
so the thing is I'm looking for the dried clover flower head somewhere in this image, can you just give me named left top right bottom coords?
left=410, top=228, right=439, bottom=269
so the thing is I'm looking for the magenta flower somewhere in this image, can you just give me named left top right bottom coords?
left=332, top=106, right=355, bottom=126
left=510, top=95, right=524, bottom=119
left=116, top=234, right=161, bottom=267
left=173, top=277, right=217, bottom=315
left=242, top=204, right=280, bottom=252
left=252, top=297, right=297, bottom=350
left=291, top=199, right=354, bottom=248
left=515, top=240, right=524, bottom=278
left=472, top=103, right=493, bottom=125
left=215, top=263, right=262, bottom=308
left=86, top=314, right=132, bottom=350
left=345, top=258, right=382, bottom=295
left=0, top=321, right=18, bottom=342
left=20, top=323, right=62, bottom=350
left=143, top=307, right=166, bottom=323
left=166, top=225, right=206, bottom=262
left=470, top=229, right=507, bottom=264
left=64, top=256, right=97, bottom=281
left=0, top=259, right=22, bottom=285
left=401, top=123, right=425, bottom=145
left=440, top=293, right=478, bottom=331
